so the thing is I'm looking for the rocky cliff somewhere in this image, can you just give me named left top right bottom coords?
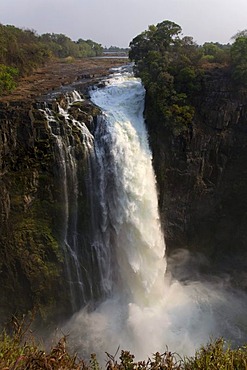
left=0, top=96, right=98, bottom=324
left=146, top=67, right=247, bottom=284
left=0, top=58, right=126, bottom=325
left=1, top=61, right=247, bottom=325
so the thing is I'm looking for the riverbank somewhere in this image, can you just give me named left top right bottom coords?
left=0, top=57, right=128, bottom=103
left=0, top=57, right=128, bottom=324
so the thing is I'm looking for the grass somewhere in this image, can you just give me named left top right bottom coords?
left=1, top=317, right=247, bottom=369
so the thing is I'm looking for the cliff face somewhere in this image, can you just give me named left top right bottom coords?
left=0, top=94, right=99, bottom=324
left=146, top=67, right=247, bottom=281
left=1, top=63, right=247, bottom=323
left=0, top=58, right=126, bottom=325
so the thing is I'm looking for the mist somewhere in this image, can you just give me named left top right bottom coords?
left=59, top=69, right=247, bottom=364
left=60, top=247, right=247, bottom=364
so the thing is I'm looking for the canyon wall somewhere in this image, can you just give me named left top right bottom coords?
left=146, top=67, right=247, bottom=283
left=0, top=94, right=99, bottom=324
left=1, top=64, right=247, bottom=323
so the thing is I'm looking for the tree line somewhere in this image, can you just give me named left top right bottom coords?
left=129, top=20, right=247, bottom=135
left=0, top=24, right=103, bottom=95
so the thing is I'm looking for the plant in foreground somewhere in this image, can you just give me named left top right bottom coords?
left=1, top=317, right=247, bottom=370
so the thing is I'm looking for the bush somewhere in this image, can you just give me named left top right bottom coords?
left=231, top=36, right=247, bottom=85
left=0, top=64, right=18, bottom=95
left=1, top=320, right=247, bottom=370
left=0, top=316, right=86, bottom=369
left=185, top=338, right=247, bottom=370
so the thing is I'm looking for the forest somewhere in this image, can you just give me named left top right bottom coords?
left=129, top=20, right=247, bottom=135
left=0, top=24, right=103, bottom=95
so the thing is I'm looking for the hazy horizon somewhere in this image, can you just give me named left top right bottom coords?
left=1, top=0, right=246, bottom=47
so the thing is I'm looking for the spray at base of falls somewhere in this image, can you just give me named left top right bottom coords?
left=62, top=67, right=247, bottom=362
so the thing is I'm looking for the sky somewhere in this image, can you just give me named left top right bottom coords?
left=0, top=0, right=247, bottom=47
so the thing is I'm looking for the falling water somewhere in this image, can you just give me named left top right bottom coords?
left=90, top=68, right=166, bottom=306
left=41, top=93, right=95, bottom=311
left=62, top=67, right=247, bottom=362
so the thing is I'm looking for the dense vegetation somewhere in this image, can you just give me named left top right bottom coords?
left=0, top=23, right=103, bottom=95
left=231, top=30, right=247, bottom=85
left=129, top=20, right=247, bottom=135
left=2, top=318, right=247, bottom=370
left=103, top=46, right=129, bottom=55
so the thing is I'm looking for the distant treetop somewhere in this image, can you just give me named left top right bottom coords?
left=0, top=23, right=104, bottom=94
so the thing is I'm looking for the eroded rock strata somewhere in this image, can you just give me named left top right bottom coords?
left=146, top=67, right=247, bottom=282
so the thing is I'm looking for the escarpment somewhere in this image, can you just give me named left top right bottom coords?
left=146, top=67, right=247, bottom=281
left=0, top=58, right=126, bottom=324
left=0, top=93, right=100, bottom=324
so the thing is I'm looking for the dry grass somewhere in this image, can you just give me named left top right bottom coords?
left=1, top=317, right=247, bottom=369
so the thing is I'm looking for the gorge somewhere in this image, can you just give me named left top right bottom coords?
left=1, top=57, right=247, bottom=361
left=62, top=66, right=247, bottom=361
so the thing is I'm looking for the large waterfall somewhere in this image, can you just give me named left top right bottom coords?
left=90, top=67, right=166, bottom=306
left=62, top=66, right=247, bottom=362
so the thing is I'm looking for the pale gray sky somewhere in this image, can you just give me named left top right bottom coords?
left=0, top=0, right=247, bottom=47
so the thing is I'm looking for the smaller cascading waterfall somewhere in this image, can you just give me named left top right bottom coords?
left=41, top=92, right=96, bottom=311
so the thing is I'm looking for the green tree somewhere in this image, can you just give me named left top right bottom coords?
left=76, top=38, right=103, bottom=57
left=0, top=64, right=18, bottom=95
left=201, top=42, right=230, bottom=64
left=129, top=20, right=182, bottom=63
left=152, top=20, right=182, bottom=52
left=129, top=20, right=202, bottom=135
left=0, top=24, right=50, bottom=74
left=85, top=39, right=103, bottom=56
left=231, top=35, right=247, bottom=85
left=129, top=29, right=154, bottom=63
left=45, top=33, right=79, bottom=58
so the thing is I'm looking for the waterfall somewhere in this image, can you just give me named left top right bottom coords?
left=62, top=67, right=247, bottom=362
left=42, top=72, right=166, bottom=315
left=90, top=69, right=166, bottom=305
left=41, top=93, right=96, bottom=311
left=62, top=69, right=173, bottom=359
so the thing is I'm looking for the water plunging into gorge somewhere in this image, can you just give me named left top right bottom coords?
left=46, top=66, right=247, bottom=361
left=42, top=68, right=167, bottom=313
left=90, top=67, right=166, bottom=306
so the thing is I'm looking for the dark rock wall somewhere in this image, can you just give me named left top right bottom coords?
left=146, top=68, right=247, bottom=281
left=1, top=67, right=247, bottom=323
left=0, top=97, right=97, bottom=324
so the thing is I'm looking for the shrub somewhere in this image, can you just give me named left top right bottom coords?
left=184, top=338, right=247, bottom=369
left=0, top=64, right=18, bottom=95
left=1, top=322, right=247, bottom=370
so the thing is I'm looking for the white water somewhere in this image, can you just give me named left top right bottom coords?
left=41, top=94, right=95, bottom=310
left=91, top=69, right=166, bottom=305
left=63, top=68, right=247, bottom=363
